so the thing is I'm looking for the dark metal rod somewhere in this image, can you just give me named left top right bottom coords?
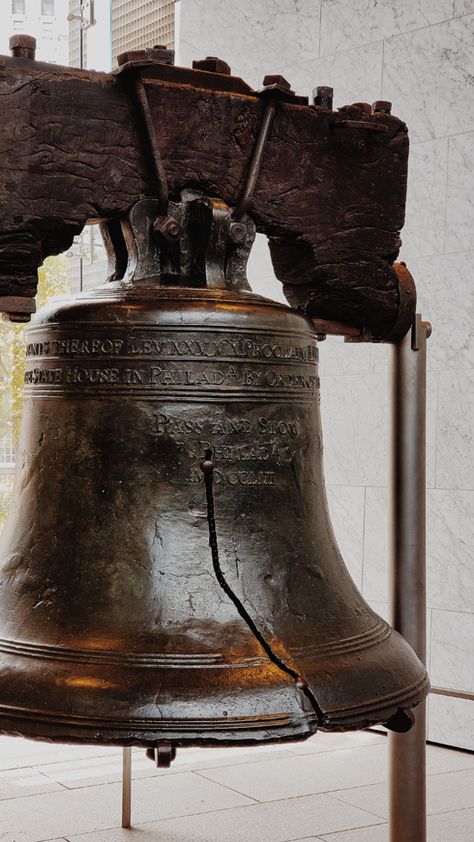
left=233, top=99, right=276, bottom=220
left=122, top=747, right=132, bottom=828
left=134, top=77, right=169, bottom=216
left=389, top=314, right=430, bottom=842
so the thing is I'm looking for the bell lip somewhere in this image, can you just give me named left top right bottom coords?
left=318, top=672, right=430, bottom=731
left=0, top=707, right=319, bottom=748
left=0, top=674, right=429, bottom=747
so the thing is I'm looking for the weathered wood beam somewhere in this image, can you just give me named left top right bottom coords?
left=0, top=49, right=411, bottom=338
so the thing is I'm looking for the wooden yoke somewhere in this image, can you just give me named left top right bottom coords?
left=0, top=40, right=414, bottom=340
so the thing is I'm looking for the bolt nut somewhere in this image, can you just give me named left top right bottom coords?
left=352, top=102, right=372, bottom=115
left=9, top=34, right=36, bottom=60
left=153, top=215, right=181, bottom=242
left=312, top=85, right=333, bottom=110
left=373, top=100, right=392, bottom=114
left=117, top=45, right=174, bottom=66
left=192, top=56, right=231, bottom=75
left=262, top=74, right=291, bottom=90
left=228, top=221, right=246, bottom=244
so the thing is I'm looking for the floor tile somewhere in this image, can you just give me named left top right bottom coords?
left=62, top=792, right=381, bottom=842
left=0, top=735, right=120, bottom=772
left=198, top=739, right=474, bottom=804
left=288, top=731, right=386, bottom=755
left=0, top=834, right=37, bottom=842
left=196, top=743, right=390, bottom=801
left=320, top=806, right=474, bottom=840
left=0, top=772, right=252, bottom=841
left=0, top=766, right=63, bottom=800
left=328, top=766, right=474, bottom=819
left=38, top=744, right=294, bottom=789
left=319, top=826, right=387, bottom=841
left=426, top=742, right=474, bottom=774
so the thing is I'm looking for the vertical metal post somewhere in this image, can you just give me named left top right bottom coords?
left=389, top=314, right=430, bottom=842
left=122, top=747, right=132, bottom=828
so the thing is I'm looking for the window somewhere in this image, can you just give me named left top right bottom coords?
left=0, top=437, right=15, bottom=468
left=41, top=0, right=54, bottom=15
left=11, top=0, right=25, bottom=13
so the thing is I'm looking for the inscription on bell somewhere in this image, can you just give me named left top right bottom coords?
left=26, top=333, right=317, bottom=363
left=184, top=467, right=276, bottom=486
left=25, top=364, right=318, bottom=392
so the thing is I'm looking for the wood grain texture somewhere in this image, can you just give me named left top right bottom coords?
left=0, top=55, right=411, bottom=335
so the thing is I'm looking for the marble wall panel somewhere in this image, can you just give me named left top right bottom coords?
left=319, top=339, right=371, bottom=378
left=445, top=131, right=474, bottom=254
left=312, top=41, right=383, bottom=108
left=319, top=373, right=388, bottom=487
left=430, top=610, right=474, bottom=692
left=436, top=370, right=474, bottom=489
left=362, top=487, right=468, bottom=612
left=454, top=0, right=474, bottom=15
left=382, top=15, right=474, bottom=143
left=368, top=600, right=389, bottom=623
left=177, top=0, right=321, bottom=89
left=401, top=138, right=448, bottom=260
left=325, top=485, right=365, bottom=589
left=362, top=486, right=388, bottom=604
left=429, top=695, right=474, bottom=751
left=320, top=368, right=437, bottom=491
left=319, top=0, right=454, bottom=57
left=403, top=253, right=474, bottom=373
left=247, top=235, right=286, bottom=304
left=427, top=490, right=474, bottom=613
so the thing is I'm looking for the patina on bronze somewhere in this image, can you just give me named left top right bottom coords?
left=0, top=193, right=428, bottom=744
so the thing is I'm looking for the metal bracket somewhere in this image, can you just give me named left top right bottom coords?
left=101, top=192, right=255, bottom=291
left=311, top=263, right=417, bottom=345
left=186, top=195, right=255, bottom=290
left=117, top=52, right=171, bottom=219
left=233, top=75, right=304, bottom=221
left=333, top=119, right=388, bottom=133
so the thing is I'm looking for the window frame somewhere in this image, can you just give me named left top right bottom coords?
left=11, top=0, right=26, bottom=15
left=41, top=0, right=55, bottom=16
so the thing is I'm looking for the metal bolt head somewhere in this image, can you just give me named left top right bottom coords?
left=352, top=102, right=372, bottom=114
left=9, top=34, right=36, bottom=60
left=192, top=56, right=231, bottom=75
left=262, top=74, right=291, bottom=90
left=117, top=45, right=174, bottom=66
left=312, top=85, right=333, bottom=110
left=228, top=221, right=246, bottom=244
left=373, top=100, right=392, bottom=114
left=153, top=215, right=181, bottom=242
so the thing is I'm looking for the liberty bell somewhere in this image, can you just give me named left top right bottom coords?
left=0, top=190, right=429, bottom=750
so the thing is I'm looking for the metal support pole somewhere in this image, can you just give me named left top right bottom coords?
left=122, top=747, right=132, bottom=828
left=389, top=314, right=430, bottom=842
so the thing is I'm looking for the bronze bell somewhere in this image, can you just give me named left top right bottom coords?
left=0, top=198, right=428, bottom=747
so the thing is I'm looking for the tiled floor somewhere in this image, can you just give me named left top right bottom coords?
left=0, top=731, right=473, bottom=841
